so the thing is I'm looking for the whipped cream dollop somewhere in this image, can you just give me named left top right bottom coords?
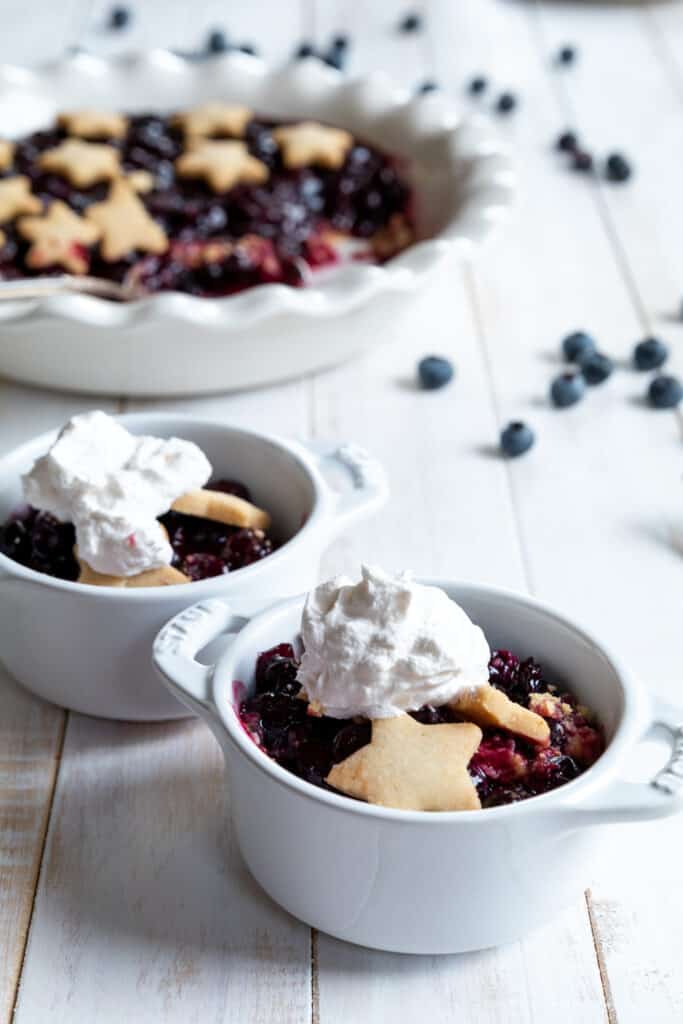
left=22, top=411, right=211, bottom=576
left=297, top=565, right=491, bottom=719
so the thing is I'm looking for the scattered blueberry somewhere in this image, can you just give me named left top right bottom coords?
left=500, top=421, right=535, bottom=457
left=468, top=75, right=488, bottom=96
left=332, top=34, right=349, bottom=50
left=572, top=150, right=593, bottom=172
left=557, top=45, right=576, bottom=65
left=108, top=5, right=131, bottom=29
left=496, top=92, right=517, bottom=114
left=634, top=337, right=668, bottom=372
left=556, top=130, right=578, bottom=152
left=399, top=12, right=422, bottom=33
left=417, top=79, right=438, bottom=94
left=648, top=375, right=683, bottom=409
left=418, top=355, right=454, bottom=390
left=551, top=371, right=586, bottom=408
left=562, top=330, right=596, bottom=363
left=238, top=43, right=258, bottom=56
left=604, top=152, right=632, bottom=183
left=579, top=351, right=614, bottom=386
left=296, top=41, right=315, bottom=59
left=207, top=28, right=229, bottom=54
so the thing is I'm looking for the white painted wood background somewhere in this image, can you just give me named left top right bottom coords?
left=1, top=1, right=682, bottom=1020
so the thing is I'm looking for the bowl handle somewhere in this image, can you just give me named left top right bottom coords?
left=566, top=699, right=683, bottom=825
left=301, top=440, right=389, bottom=536
left=153, top=599, right=249, bottom=717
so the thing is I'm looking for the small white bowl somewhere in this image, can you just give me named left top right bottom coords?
left=154, top=581, right=683, bottom=954
left=0, top=413, right=387, bottom=720
left=0, top=51, right=514, bottom=395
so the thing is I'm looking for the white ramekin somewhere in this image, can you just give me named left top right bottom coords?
left=0, top=413, right=387, bottom=720
left=153, top=581, right=683, bottom=954
left=0, top=51, right=514, bottom=395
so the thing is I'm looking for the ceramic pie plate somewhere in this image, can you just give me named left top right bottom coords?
left=0, top=51, right=515, bottom=396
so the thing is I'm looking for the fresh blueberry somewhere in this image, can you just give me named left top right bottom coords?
left=557, top=45, right=576, bottom=65
left=579, top=351, right=614, bottom=386
left=551, top=371, right=586, bottom=408
left=417, top=79, right=438, bottom=94
left=556, top=130, right=578, bottom=152
left=468, top=75, right=488, bottom=96
left=207, top=29, right=229, bottom=54
left=418, top=355, right=454, bottom=390
left=634, top=337, right=668, bottom=372
left=295, top=41, right=315, bottom=59
left=500, top=421, right=535, bottom=457
left=108, top=5, right=131, bottom=29
left=332, top=34, right=349, bottom=50
left=399, top=12, right=422, bottom=32
left=496, top=92, right=517, bottom=114
left=604, top=153, right=632, bottom=183
left=572, top=150, right=593, bottom=172
left=238, top=43, right=258, bottom=56
left=562, top=330, right=596, bottom=362
left=648, top=375, right=683, bottom=409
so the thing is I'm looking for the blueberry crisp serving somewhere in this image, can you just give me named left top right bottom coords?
left=0, top=103, right=414, bottom=297
left=239, top=567, right=605, bottom=811
left=0, top=411, right=275, bottom=587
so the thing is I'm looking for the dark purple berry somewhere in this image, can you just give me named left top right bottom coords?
left=556, top=130, right=578, bottom=152
left=572, top=150, right=593, bottom=172
left=207, top=29, right=229, bottom=54
left=557, top=45, right=576, bottom=65
left=399, top=12, right=422, bottom=33
left=496, top=92, right=517, bottom=114
left=417, top=80, right=438, bottom=95
left=108, top=6, right=131, bottom=30
left=468, top=76, right=487, bottom=96
left=500, top=421, right=535, bottom=458
left=605, top=153, right=632, bottom=183
left=634, top=337, right=668, bottom=372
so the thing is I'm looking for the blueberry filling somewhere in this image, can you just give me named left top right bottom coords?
left=239, top=645, right=605, bottom=807
left=0, top=478, right=274, bottom=582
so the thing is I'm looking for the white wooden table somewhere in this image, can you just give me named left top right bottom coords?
left=2, top=1, right=683, bottom=1020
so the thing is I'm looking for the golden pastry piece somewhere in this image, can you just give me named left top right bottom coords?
left=450, top=685, right=550, bottom=746
left=272, top=121, right=353, bottom=170
left=85, top=179, right=168, bottom=261
left=57, top=110, right=128, bottom=140
left=175, top=139, right=269, bottom=193
left=0, top=176, right=42, bottom=223
left=172, top=488, right=271, bottom=531
left=326, top=714, right=482, bottom=811
left=17, top=200, right=101, bottom=275
left=38, top=139, right=122, bottom=188
left=173, top=101, right=253, bottom=139
left=0, top=139, right=15, bottom=172
left=126, top=169, right=156, bottom=194
left=76, top=552, right=189, bottom=588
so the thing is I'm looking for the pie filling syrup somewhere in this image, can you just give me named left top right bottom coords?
left=0, top=479, right=274, bottom=583
left=239, top=644, right=605, bottom=808
left=0, top=115, right=413, bottom=296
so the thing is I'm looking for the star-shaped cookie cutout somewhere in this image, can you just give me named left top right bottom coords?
left=450, top=685, right=550, bottom=746
left=38, top=139, right=122, bottom=188
left=175, top=139, right=268, bottom=193
left=272, top=121, right=353, bottom=170
left=57, top=109, right=128, bottom=140
left=0, top=176, right=42, bottom=223
left=17, top=200, right=101, bottom=275
left=0, top=140, right=15, bottom=172
left=85, top=179, right=168, bottom=261
left=173, top=101, right=253, bottom=139
left=326, top=714, right=482, bottom=811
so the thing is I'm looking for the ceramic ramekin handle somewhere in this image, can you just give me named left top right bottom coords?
left=153, top=599, right=249, bottom=716
left=302, top=440, right=389, bottom=535
left=568, top=699, right=683, bottom=825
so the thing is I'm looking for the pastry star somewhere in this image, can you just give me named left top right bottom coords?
left=173, top=101, right=253, bottom=139
left=450, top=685, right=550, bottom=746
left=326, top=714, right=482, bottom=811
left=0, top=139, right=15, bottom=172
left=0, top=176, right=42, bottom=223
left=175, top=139, right=269, bottom=193
left=272, top=121, right=353, bottom=170
left=17, top=200, right=101, bottom=275
left=38, top=139, right=122, bottom=188
left=85, top=179, right=168, bottom=261
left=57, top=109, right=128, bottom=140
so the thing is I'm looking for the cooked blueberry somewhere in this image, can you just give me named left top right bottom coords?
left=418, top=355, right=454, bottom=389
left=295, top=41, right=315, bottom=59
left=648, top=375, right=683, bottom=409
left=557, top=44, right=576, bottom=65
left=496, top=92, right=517, bottom=114
left=551, top=371, right=586, bottom=407
left=399, top=12, right=422, bottom=32
left=108, top=5, right=131, bottom=29
left=579, top=351, right=614, bottom=386
left=572, top=150, right=593, bottom=172
left=562, top=330, right=596, bottom=362
left=468, top=76, right=488, bottom=96
left=556, top=130, right=578, bottom=152
left=417, top=79, right=438, bottom=94
left=207, top=29, right=229, bottom=54
left=500, top=421, right=535, bottom=458
left=634, top=337, right=668, bottom=372
left=605, top=152, right=631, bottom=183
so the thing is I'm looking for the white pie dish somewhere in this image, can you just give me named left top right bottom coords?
left=154, top=581, right=683, bottom=954
left=0, top=50, right=514, bottom=396
left=0, top=413, right=387, bottom=720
